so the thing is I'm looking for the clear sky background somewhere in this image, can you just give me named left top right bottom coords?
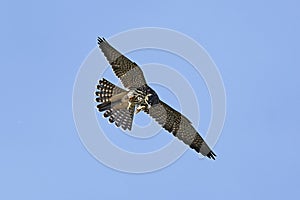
left=1, top=0, right=300, bottom=199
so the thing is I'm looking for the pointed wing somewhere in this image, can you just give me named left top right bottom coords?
left=145, top=100, right=216, bottom=159
left=95, top=78, right=135, bottom=130
left=97, top=37, right=147, bottom=89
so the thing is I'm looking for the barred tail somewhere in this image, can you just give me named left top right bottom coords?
left=97, top=101, right=111, bottom=112
left=95, top=78, right=135, bottom=130
left=95, top=78, right=126, bottom=103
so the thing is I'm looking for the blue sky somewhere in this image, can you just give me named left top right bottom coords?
left=1, top=0, right=300, bottom=199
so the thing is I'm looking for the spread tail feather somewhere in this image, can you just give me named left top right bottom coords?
left=97, top=101, right=111, bottom=112
left=95, top=78, right=135, bottom=130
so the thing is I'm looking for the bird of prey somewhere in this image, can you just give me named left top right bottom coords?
left=95, top=37, right=216, bottom=160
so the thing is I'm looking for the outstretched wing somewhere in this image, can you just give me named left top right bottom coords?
left=97, top=37, right=147, bottom=89
left=145, top=100, right=216, bottom=159
left=95, top=78, right=135, bottom=130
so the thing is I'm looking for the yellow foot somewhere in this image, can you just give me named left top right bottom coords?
left=127, top=102, right=132, bottom=110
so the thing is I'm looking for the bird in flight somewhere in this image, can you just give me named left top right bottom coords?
left=95, top=37, right=216, bottom=160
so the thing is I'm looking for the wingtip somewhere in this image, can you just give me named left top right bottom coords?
left=97, top=37, right=106, bottom=45
left=207, top=151, right=217, bottom=160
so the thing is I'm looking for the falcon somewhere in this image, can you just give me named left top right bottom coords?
left=95, top=37, right=216, bottom=160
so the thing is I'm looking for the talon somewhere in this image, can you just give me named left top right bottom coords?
left=127, top=102, right=132, bottom=110
left=135, top=105, right=146, bottom=114
left=135, top=109, right=141, bottom=114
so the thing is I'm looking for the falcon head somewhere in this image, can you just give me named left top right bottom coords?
left=134, top=85, right=159, bottom=114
